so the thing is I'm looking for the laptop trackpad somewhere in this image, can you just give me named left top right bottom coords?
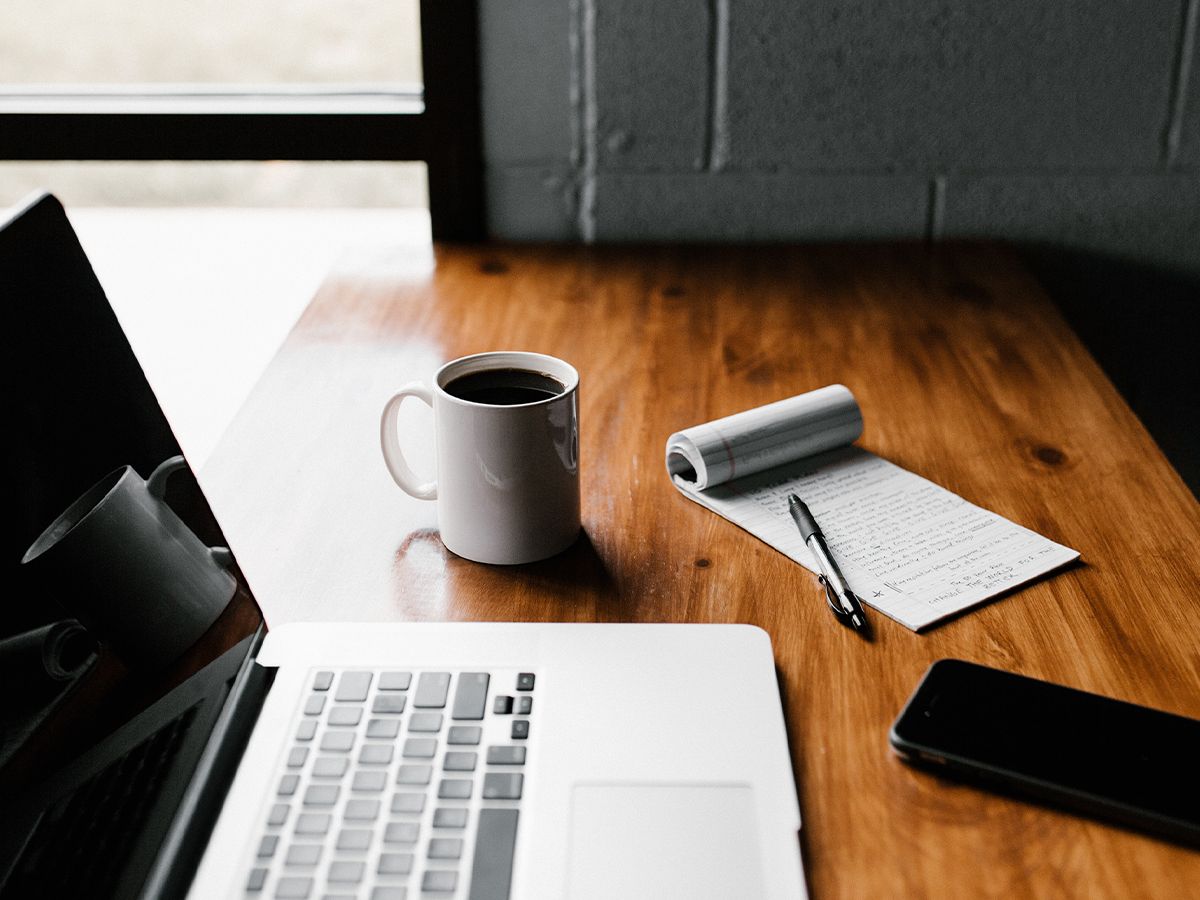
left=567, top=784, right=765, bottom=900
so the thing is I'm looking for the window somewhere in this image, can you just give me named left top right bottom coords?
left=0, top=0, right=482, bottom=238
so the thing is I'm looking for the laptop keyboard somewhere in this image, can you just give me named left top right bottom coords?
left=4, top=705, right=198, bottom=898
left=246, top=669, right=534, bottom=900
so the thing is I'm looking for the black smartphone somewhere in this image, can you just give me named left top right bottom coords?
left=890, top=659, right=1200, bottom=847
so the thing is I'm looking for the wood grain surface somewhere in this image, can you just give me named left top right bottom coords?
left=204, top=242, right=1200, bottom=899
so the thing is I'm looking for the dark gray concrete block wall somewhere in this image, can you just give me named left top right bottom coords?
left=941, top=176, right=1200, bottom=276
left=1177, top=5, right=1200, bottom=166
left=592, top=173, right=929, bottom=241
left=479, top=0, right=576, bottom=239
left=485, top=165, right=579, bottom=240
left=479, top=1, right=1200, bottom=275
left=727, top=1, right=1179, bottom=171
left=479, top=0, right=574, bottom=165
left=594, top=0, right=712, bottom=172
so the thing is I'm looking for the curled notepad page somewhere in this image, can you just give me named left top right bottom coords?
left=666, top=384, right=864, bottom=490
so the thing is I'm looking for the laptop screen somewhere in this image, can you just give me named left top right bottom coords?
left=0, top=194, right=265, bottom=796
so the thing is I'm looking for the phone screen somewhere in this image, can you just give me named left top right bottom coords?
left=891, top=659, right=1200, bottom=839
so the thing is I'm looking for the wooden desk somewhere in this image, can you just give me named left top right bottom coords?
left=204, top=243, right=1200, bottom=898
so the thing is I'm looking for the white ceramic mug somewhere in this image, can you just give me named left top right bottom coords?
left=380, top=351, right=581, bottom=564
left=20, top=456, right=237, bottom=670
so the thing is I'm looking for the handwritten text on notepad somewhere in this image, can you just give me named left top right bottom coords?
left=690, top=447, right=1078, bottom=630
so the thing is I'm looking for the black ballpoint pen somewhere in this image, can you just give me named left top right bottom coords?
left=787, top=493, right=869, bottom=632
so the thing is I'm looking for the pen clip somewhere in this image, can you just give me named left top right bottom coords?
left=817, top=575, right=850, bottom=622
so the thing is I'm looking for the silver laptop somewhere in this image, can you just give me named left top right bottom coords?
left=0, top=193, right=805, bottom=900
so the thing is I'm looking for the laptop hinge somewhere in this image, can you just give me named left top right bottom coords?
left=139, top=624, right=275, bottom=900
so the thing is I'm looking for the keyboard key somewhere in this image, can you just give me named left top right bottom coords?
left=377, top=852, right=414, bottom=875
left=258, top=834, right=279, bottom=858
left=486, top=746, right=526, bottom=766
left=344, top=799, right=381, bottom=821
left=422, top=870, right=457, bottom=893
left=492, top=696, right=513, bottom=715
left=304, top=784, right=340, bottom=806
left=451, top=672, right=489, bottom=720
left=372, top=694, right=406, bottom=714
left=468, top=809, right=519, bottom=900
left=370, top=888, right=407, bottom=900
left=337, top=828, right=373, bottom=851
left=384, top=821, right=420, bottom=844
left=247, top=867, right=267, bottom=891
left=403, top=737, right=438, bottom=758
left=433, top=807, right=469, bottom=829
left=438, top=779, right=472, bottom=800
left=516, top=696, right=533, bottom=715
left=428, top=837, right=463, bottom=860
left=359, top=745, right=394, bottom=765
left=378, top=671, right=412, bottom=691
left=267, top=804, right=289, bottom=826
left=328, top=706, right=363, bottom=726
left=352, top=770, right=388, bottom=792
left=482, top=772, right=523, bottom=800
left=447, top=725, right=482, bottom=745
left=516, top=673, right=535, bottom=691
left=295, top=720, right=318, bottom=741
left=294, top=813, right=331, bottom=835
left=328, top=861, right=365, bottom=884
left=443, top=751, right=477, bottom=772
left=511, top=720, right=529, bottom=740
left=409, top=712, right=443, bottom=732
left=391, top=792, right=426, bottom=814
left=303, top=695, right=326, bottom=716
left=395, top=764, right=432, bottom=785
left=278, top=774, right=300, bottom=796
left=274, top=875, right=312, bottom=898
left=312, top=671, right=334, bottom=691
left=414, top=672, right=451, bottom=708
left=320, top=731, right=355, bottom=752
left=287, top=746, right=309, bottom=768
left=367, top=718, right=401, bottom=739
left=313, top=756, right=349, bottom=778
left=335, top=672, right=373, bottom=702
left=285, top=843, right=322, bottom=866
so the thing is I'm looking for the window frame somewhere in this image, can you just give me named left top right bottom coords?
left=0, top=0, right=483, bottom=240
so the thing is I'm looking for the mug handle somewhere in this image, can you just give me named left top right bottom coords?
left=380, top=383, right=437, bottom=500
left=147, top=456, right=238, bottom=569
left=146, top=455, right=189, bottom=499
left=210, top=546, right=236, bottom=570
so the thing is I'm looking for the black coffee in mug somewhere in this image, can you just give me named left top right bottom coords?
left=444, top=367, right=566, bottom=405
